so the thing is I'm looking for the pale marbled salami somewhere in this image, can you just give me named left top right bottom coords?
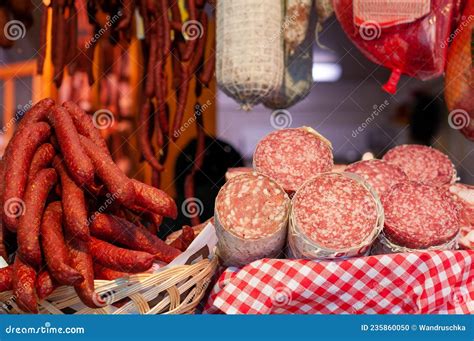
left=253, top=127, right=333, bottom=193
left=345, top=159, right=407, bottom=199
left=383, top=181, right=460, bottom=249
left=290, top=173, right=381, bottom=256
left=382, top=144, right=456, bottom=187
left=215, top=172, right=290, bottom=266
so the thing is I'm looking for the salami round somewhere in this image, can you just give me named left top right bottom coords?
left=345, top=159, right=408, bottom=199
left=215, top=172, right=290, bottom=266
left=382, top=144, right=456, bottom=187
left=382, top=181, right=460, bottom=249
left=288, top=172, right=383, bottom=259
left=253, top=127, right=333, bottom=193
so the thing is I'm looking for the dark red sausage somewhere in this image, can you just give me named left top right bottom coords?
left=130, top=180, right=178, bottom=219
left=0, top=159, right=7, bottom=260
left=66, top=235, right=101, bottom=308
left=53, top=157, right=90, bottom=241
left=138, top=100, right=164, bottom=172
left=16, top=98, right=54, bottom=131
left=28, top=143, right=55, bottom=183
left=48, top=105, right=94, bottom=187
left=41, top=201, right=84, bottom=285
left=90, top=214, right=181, bottom=263
left=17, top=169, right=57, bottom=269
left=3, top=122, right=51, bottom=232
left=169, top=226, right=195, bottom=252
left=79, top=135, right=135, bottom=206
left=89, top=237, right=155, bottom=273
left=36, top=270, right=57, bottom=300
left=13, top=256, right=37, bottom=313
left=62, top=101, right=109, bottom=155
left=93, top=263, right=130, bottom=281
left=0, top=266, right=12, bottom=292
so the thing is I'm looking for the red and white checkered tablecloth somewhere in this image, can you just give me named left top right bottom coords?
left=203, top=251, right=474, bottom=314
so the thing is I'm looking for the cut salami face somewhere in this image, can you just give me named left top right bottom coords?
left=382, top=181, right=460, bottom=249
left=289, top=172, right=383, bottom=259
left=448, top=183, right=474, bottom=250
left=345, top=159, right=408, bottom=199
left=382, top=144, right=456, bottom=187
left=224, top=167, right=253, bottom=182
left=215, top=172, right=290, bottom=266
left=253, top=127, right=333, bottom=193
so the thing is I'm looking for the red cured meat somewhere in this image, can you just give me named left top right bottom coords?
left=382, top=145, right=456, bottom=187
left=253, top=128, right=333, bottom=193
left=333, top=0, right=456, bottom=94
left=292, top=173, right=378, bottom=250
left=383, top=181, right=460, bottom=249
left=345, top=159, right=408, bottom=199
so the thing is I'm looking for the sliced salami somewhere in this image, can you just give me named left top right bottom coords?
left=225, top=167, right=253, bottom=182
left=382, top=181, right=460, bottom=250
left=382, top=144, right=456, bottom=187
left=253, top=127, right=333, bottom=193
left=345, top=159, right=408, bottom=199
left=215, top=172, right=290, bottom=266
left=289, top=172, right=383, bottom=259
left=448, top=183, right=474, bottom=250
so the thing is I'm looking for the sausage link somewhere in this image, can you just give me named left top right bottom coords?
left=138, top=100, right=164, bottom=172
left=36, top=270, right=57, bottom=301
left=17, top=169, right=57, bottom=269
left=3, top=122, right=52, bottom=232
left=0, top=159, right=7, bottom=260
left=62, top=101, right=109, bottom=155
left=66, top=235, right=100, bottom=308
left=169, top=226, right=195, bottom=252
left=16, top=98, right=55, bottom=132
left=93, top=263, right=130, bottom=281
left=53, top=157, right=90, bottom=241
left=13, top=256, right=37, bottom=313
left=28, top=143, right=56, bottom=183
left=89, top=237, right=155, bottom=273
left=129, top=180, right=178, bottom=219
left=41, top=201, right=84, bottom=285
left=79, top=135, right=135, bottom=206
left=0, top=265, right=12, bottom=292
left=90, top=214, right=180, bottom=263
left=48, top=105, right=94, bottom=187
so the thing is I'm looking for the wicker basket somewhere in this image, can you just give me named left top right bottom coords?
left=0, top=257, right=218, bottom=315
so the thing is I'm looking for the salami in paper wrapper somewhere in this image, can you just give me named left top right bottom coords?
left=287, top=172, right=384, bottom=260
left=371, top=232, right=459, bottom=255
left=215, top=172, right=290, bottom=267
